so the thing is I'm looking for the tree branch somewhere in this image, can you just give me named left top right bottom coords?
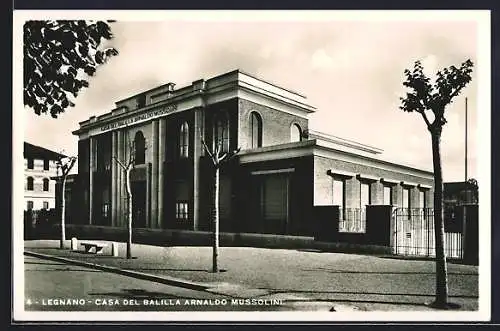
left=217, top=152, right=228, bottom=163
left=447, top=84, right=465, bottom=102
left=113, top=155, right=126, bottom=170
left=201, top=138, right=216, bottom=164
left=417, top=110, right=432, bottom=130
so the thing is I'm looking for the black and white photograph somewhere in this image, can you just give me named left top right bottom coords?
left=12, top=10, right=491, bottom=322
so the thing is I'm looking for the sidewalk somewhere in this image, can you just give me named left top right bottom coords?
left=24, top=239, right=479, bottom=311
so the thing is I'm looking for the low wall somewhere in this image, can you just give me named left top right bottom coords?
left=28, top=224, right=392, bottom=255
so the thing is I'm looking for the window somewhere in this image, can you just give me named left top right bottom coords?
left=43, top=178, right=49, bottom=191
left=383, top=186, right=392, bottom=205
left=43, top=201, right=49, bottom=210
left=102, top=203, right=109, bottom=218
left=419, top=190, right=426, bottom=209
left=27, top=201, right=33, bottom=210
left=27, top=177, right=34, bottom=191
left=137, top=94, right=146, bottom=108
left=179, top=121, right=189, bottom=158
left=175, top=202, right=189, bottom=221
left=290, top=123, right=302, bottom=142
left=44, top=159, right=50, bottom=170
left=214, top=112, right=229, bottom=153
left=402, top=188, right=410, bottom=209
left=134, top=131, right=146, bottom=165
left=360, top=182, right=371, bottom=208
left=250, top=112, right=263, bottom=148
left=333, top=178, right=345, bottom=219
left=27, top=158, right=34, bottom=169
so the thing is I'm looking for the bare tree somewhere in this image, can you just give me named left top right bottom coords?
left=400, top=59, right=473, bottom=308
left=113, top=131, right=144, bottom=259
left=201, top=137, right=240, bottom=273
left=56, top=155, right=77, bottom=249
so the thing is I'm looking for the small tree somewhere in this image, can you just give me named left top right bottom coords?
left=400, top=59, right=474, bottom=308
left=201, top=137, right=240, bottom=273
left=56, top=155, right=77, bottom=249
left=113, top=132, right=145, bottom=259
left=24, top=20, right=118, bottom=118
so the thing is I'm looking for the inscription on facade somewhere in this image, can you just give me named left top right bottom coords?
left=100, top=104, right=177, bottom=132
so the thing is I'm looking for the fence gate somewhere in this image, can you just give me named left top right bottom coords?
left=393, top=208, right=463, bottom=259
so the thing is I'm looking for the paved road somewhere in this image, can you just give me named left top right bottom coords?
left=24, top=256, right=291, bottom=311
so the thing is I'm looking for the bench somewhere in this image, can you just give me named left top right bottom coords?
left=80, top=241, right=108, bottom=254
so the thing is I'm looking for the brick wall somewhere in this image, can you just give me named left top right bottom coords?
left=238, top=99, right=309, bottom=150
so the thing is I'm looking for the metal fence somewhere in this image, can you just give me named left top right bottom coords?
left=393, top=208, right=463, bottom=259
left=338, top=208, right=366, bottom=233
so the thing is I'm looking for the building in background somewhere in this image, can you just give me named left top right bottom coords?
left=443, top=180, right=479, bottom=230
left=23, top=142, right=65, bottom=211
left=444, top=180, right=479, bottom=207
left=70, top=69, right=434, bottom=237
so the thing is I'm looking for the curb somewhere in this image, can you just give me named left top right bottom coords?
left=24, top=250, right=210, bottom=292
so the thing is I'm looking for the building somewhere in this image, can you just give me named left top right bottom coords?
left=443, top=180, right=479, bottom=230
left=444, top=180, right=479, bottom=207
left=70, top=70, right=434, bottom=237
left=23, top=142, right=65, bottom=211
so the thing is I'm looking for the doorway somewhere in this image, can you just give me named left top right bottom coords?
left=131, top=181, right=147, bottom=228
left=257, top=174, right=290, bottom=235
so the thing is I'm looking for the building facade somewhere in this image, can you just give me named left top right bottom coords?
left=71, top=70, right=434, bottom=236
left=24, top=142, right=64, bottom=211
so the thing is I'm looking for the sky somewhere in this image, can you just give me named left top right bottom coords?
left=20, top=11, right=486, bottom=181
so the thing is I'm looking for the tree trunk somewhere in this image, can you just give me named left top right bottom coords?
left=431, top=132, right=449, bottom=307
left=212, top=166, right=220, bottom=273
left=125, top=167, right=133, bottom=259
left=59, top=177, right=66, bottom=249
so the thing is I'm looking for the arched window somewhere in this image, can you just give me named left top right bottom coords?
left=179, top=122, right=189, bottom=158
left=27, top=177, right=34, bottom=191
left=250, top=111, right=263, bottom=148
left=134, top=131, right=145, bottom=165
left=214, top=112, right=229, bottom=153
left=43, top=178, right=49, bottom=191
left=290, top=123, right=302, bottom=142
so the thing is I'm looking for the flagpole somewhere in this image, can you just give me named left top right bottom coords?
left=465, top=97, right=468, bottom=183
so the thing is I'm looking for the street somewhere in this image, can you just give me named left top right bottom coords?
left=24, top=255, right=289, bottom=311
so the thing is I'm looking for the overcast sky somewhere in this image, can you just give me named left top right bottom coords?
left=20, top=11, right=485, bottom=181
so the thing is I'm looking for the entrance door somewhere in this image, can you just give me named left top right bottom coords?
left=131, top=181, right=146, bottom=228
left=260, top=175, right=289, bottom=234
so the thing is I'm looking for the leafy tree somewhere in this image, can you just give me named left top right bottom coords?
left=24, top=20, right=118, bottom=118
left=201, top=137, right=240, bottom=273
left=56, top=155, right=77, bottom=249
left=400, top=59, right=474, bottom=309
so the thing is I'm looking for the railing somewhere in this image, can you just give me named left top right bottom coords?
left=338, top=208, right=366, bottom=233
left=393, top=208, right=463, bottom=259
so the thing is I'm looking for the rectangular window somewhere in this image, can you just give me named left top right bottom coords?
left=44, top=159, right=50, bottom=170
left=43, top=201, right=49, bottom=210
left=27, top=201, right=34, bottom=210
left=332, top=178, right=345, bottom=218
left=419, top=190, right=426, bottom=209
left=102, top=203, right=109, bottom=218
left=402, top=188, right=410, bottom=209
left=27, top=158, right=34, bottom=169
left=360, top=182, right=370, bottom=222
left=175, top=202, right=189, bottom=221
left=383, top=186, right=392, bottom=205
left=360, top=182, right=371, bottom=208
